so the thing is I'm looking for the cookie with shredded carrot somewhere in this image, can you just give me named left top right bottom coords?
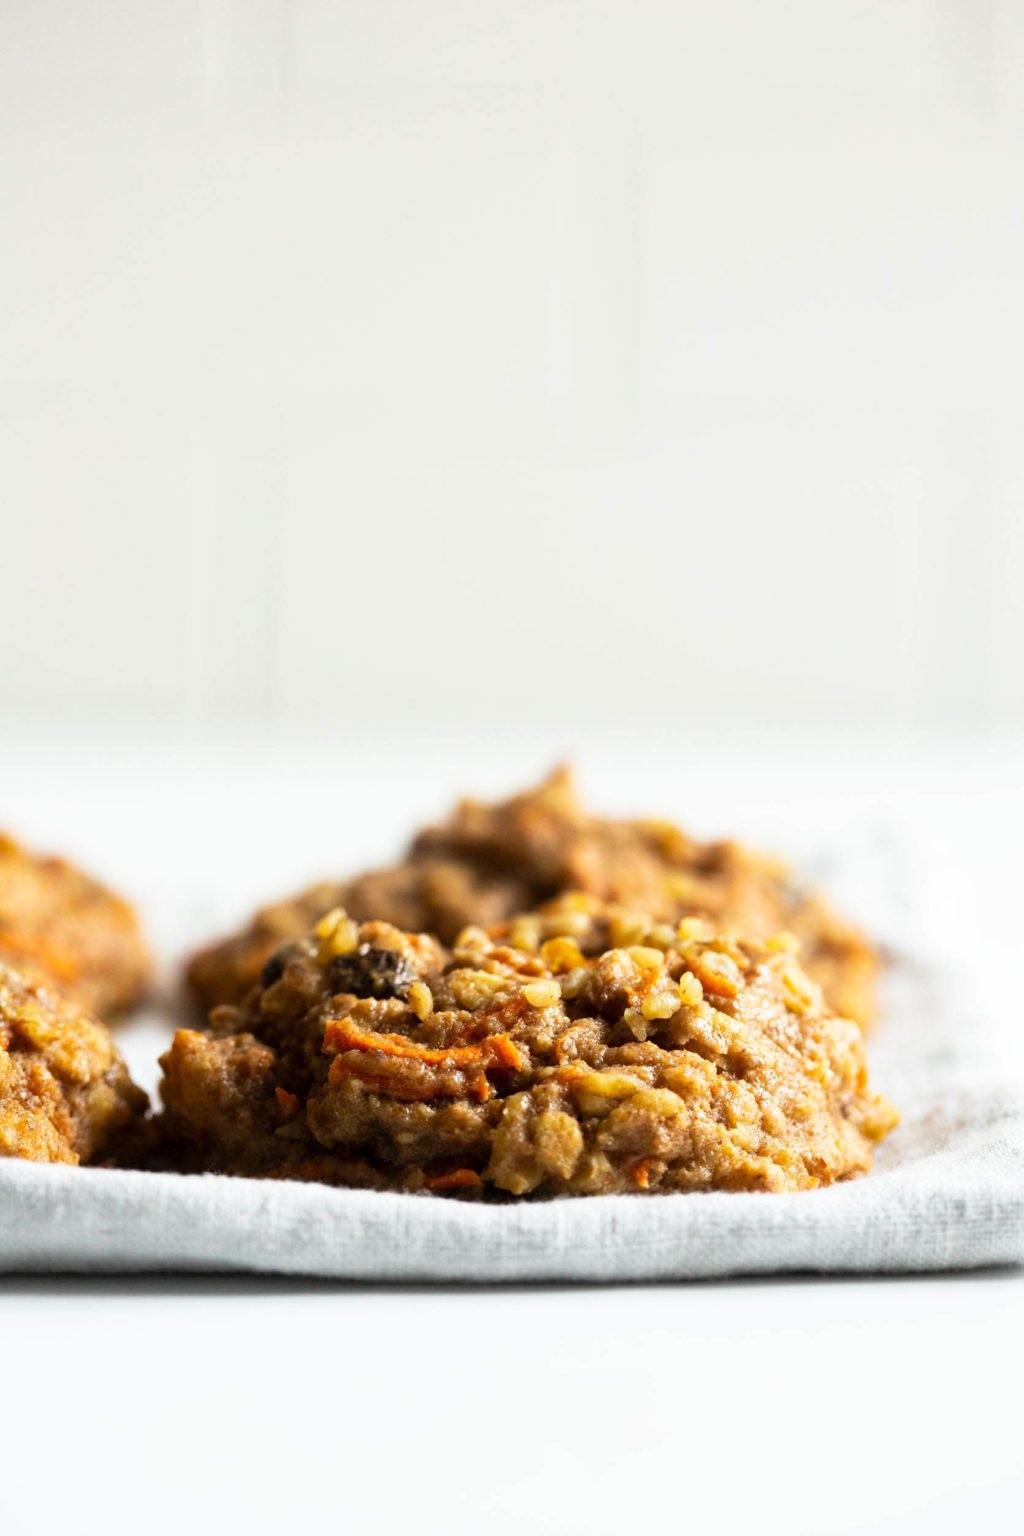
left=0, top=832, right=150, bottom=1017
left=0, top=960, right=148, bottom=1165
left=160, top=903, right=896, bottom=1195
left=184, top=768, right=878, bottom=1027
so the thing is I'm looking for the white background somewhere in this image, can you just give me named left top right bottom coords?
left=1, top=7, right=1022, bottom=1535
left=3, top=1267, right=1022, bottom=1536
left=0, top=1, right=1022, bottom=734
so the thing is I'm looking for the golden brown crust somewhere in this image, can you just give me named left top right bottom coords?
left=0, top=832, right=150, bottom=1017
left=161, top=904, right=897, bottom=1196
left=0, top=961, right=148, bottom=1165
left=185, top=769, right=878, bottom=1027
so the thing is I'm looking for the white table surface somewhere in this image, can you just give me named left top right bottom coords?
left=1, top=726, right=1022, bottom=1535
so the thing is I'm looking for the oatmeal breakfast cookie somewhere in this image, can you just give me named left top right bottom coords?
left=185, top=769, right=878, bottom=1027
left=160, top=901, right=896, bottom=1195
left=0, top=832, right=150, bottom=1017
left=0, top=960, right=148, bottom=1165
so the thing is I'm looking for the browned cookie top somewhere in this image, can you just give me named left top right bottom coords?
left=185, top=769, right=878, bottom=1026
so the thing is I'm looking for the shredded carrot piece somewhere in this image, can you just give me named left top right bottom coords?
left=629, top=1159, right=654, bottom=1190
left=425, top=1168, right=483, bottom=1193
left=323, top=1016, right=525, bottom=1071
left=0, top=927, right=79, bottom=981
left=685, top=952, right=740, bottom=999
left=275, top=1087, right=301, bottom=1117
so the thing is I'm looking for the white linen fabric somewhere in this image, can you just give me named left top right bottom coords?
left=2, top=941, right=1022, bottom=1280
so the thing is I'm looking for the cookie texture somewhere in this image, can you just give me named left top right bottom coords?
left=161, top=902, right=896, bottom=1196
left=185, top=769, right=877, bottom=1026
left=0, top=961, right=148, bottom=1165
left=0, top=832, right=150, bottom=1017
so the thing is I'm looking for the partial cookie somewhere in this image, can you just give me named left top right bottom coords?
left=0, top=832, right=150, bottom=1017
left=0, top=961, right=148, bottom=1165
left=161, top=905, right=896, bottom=1195
left=185, top=769, right=878, bottom=1026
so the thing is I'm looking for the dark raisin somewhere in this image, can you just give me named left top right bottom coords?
left=327, top=946, right=417, bottom=1000
left=261, top=938, right=315, bottom=988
